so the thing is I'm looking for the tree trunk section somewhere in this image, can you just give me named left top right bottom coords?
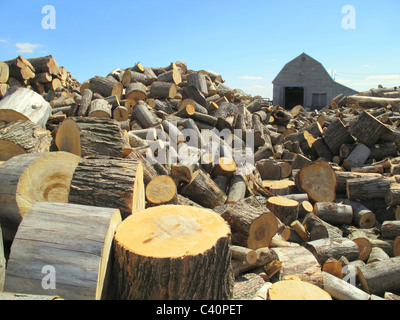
left=112, top=205, right=234, bottom=300
left=221, top=197, right=278, bottom=249
left=4, top=201, right=121, bottom=300
left=0, top=152, right=81, bottom=241
left=0, top=120, right=52, bottom=161
left=68, top=156, right=144, bottom=219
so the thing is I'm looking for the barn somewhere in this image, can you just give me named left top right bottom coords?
left=272, top=53, right=358, bottom=110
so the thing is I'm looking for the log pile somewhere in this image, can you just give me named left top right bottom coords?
left=0, top=54, right=400, bottom=300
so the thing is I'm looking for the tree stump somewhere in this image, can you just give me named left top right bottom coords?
left=0, top=152, right=81, bottom=241
left=112, top=205, right=234, bottom=300
left=4, top=202, right=121, bottom=300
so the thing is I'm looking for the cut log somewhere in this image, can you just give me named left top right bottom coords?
left=233, top=273, right=265, bottom=300
left=4, top=201, right=121, bottom=300
left=357, top=257, right=400, bottom=295
left=76, top=88, right=93, bottom=117
left=187, top=72, right=208, bottom=96
left=180, top=169, right=227, bottom=208
left=304, top=238, right=360, bottom=265
left=88, top=99, right=112, bottom=118
left=89, top=76, right=123, bottom=100
left=266, top=196, right=299, bottom=226
left=149, top=81, right=178, bottom=99
left=226, top=175, right=247, bottom=204
left=157, top=68, right=182, bottom=85
left=132, top=101, right=160, bottom=128
left=367, top=247, right=390, bottom=264
left=343, top=199, right=376, bottom=229
left=346, top=176, right=391, bottom=201
left=303, top=213, right=343, bottom=240
left=381, top=221, right=400, bottom=240
left=125, top=82, right=147, bottom=101
left=145, top=175, right=177, bottom=207
left=0, top=61, right=9, bottom=83
left=55, top=117, right=128, bottom=158
left=0, top=152, right=81, bottom=241
left=112, top=205, right=233, bottom=300
left=322, top=271, right=372, bottom=300
left=348, top=111, right=392, bottom=148
left=314, top=202, right=353, bottom=226
left=221, top=197, right=278, bottom=249
left=170, top=151, right=199, bottom=183
left=322, top=118, right=355, bottom=154
left=27, top=55, right=60, bottom=75
left=0, top=120, right=52, bottom=161
left=394, top=236, right=400, bottom=257
left=0, top=87, right=52, bottom=128
left=68, top=156, right=144, bottom=219
left=262, top=179, right=296, bottom=196
left=385, top=185, right=400, bottom=206
left=346, top=95, right=400, bottom=111
left=343, top=143, right=371, bottom=170
left=268, top=279, right=331, bottom=300
left=347, top=230, right=372, bottom=261
left=230, top=245, right=258, bottom=264
left=231, top=247, right=276, bottom=278
left=335, top=171, right=381, bottom=194
left=271, top=246, right=323, bottom=287
left=213, top=102, right=239, bottom=130
left=298, top=160, right=337, bottom=203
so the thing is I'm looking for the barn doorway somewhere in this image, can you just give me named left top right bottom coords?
left=285, top=87, right=304, bottom=109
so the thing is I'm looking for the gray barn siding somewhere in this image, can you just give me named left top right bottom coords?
left=272, top=53, right=358, bottom=109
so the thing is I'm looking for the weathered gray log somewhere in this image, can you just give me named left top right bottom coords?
left=381, top=221, right=400, bottom=240
left=322, top=271, right=372, bottom=300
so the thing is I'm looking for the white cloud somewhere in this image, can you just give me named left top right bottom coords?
left=363, top=64, right=371, bottom=68
left=238, top=75, right=263, bottom=81
left=15, top=43, right=41, bottom=53
left=0, top=39, right=7, bottom=43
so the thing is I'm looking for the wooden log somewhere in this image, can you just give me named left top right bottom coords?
left=226, top=175, right=247, bottom=204
left=221, top=197, right=278, bottom=249
left=132, top=101, right=160, bottom=128
left=335, top=171, right=381, bottom=194
left=303, top=238, right=360, bottom=265
left=271, top=246, right=323, bottom=287
left=145, top=175, right=177, bottom=207
left=346, top=95, right=400, bottom=111
left=357, top=256, right=400, bottom=295
left=369, top=142, right=398, bottom=161
left=262, top=180, right=296, bottom=196
left=297, top=160, right=337, bottom=203
left=347, top=230, right=373, bottom=261
left=88, top=98, right=112, bottom=118
left=346, top=176, right=391, bottom=201
left=230, top=245, right=258, bottom=264
left=27, top=55, right=60, bottom=75
left=0, top=120, right=52, bottom=161
left=385, top=185, right=400, bottom=206
left=55, top=117, right=128, bottom=158
left=394, top=236, right=400, bottom=257
left=187, top=72, right=208, bottom=96
left=291, top=220, right=310, bottom=242
left=322, top=257, right=344, bottom=279
left=322, top=271, right=372, bottom=300
left=112, top=205, right=234, bottom=300
left=322, top=118, right=355, bottom=154
left=113, top=105, right=129, bottom=121
left=343, top=143, right=371, bottom=170
left=157, top=68, right=182, bottom=85
left=149, top=81, right=178, bottom=99
left=89, top=76, right=123, bottom=100
left=381, top=221, right=400, bottom=240
left=367, top=247, right=390, bottom=264
left=213, top=102, right=239, bottom=130
left=266, top=196, right=299, bottom=226
left=0, top=87, right=52, bottom=128
left=343, top=199, right=376, bottom=229
left=180, top=169, right=227, bottom=208
left=348, top=111, right=392, bottom=148
left=314, top=202, right=353, bottom=226
left=0, top=152, right=81, bottom=241
left=231, top=247, right=276, bottom=278
left=268, top=279, right=331, bottom=300
left=125, top=82, right=147, bottom=101
left=0, top=61, right=9, bottom=83
left=0, top=293, right=62, bottom=300
left=4, top=201, right=121, bottom=300
left=232, top=273, right=265, bottom=300
left=68, top=156, right=144, bottom=219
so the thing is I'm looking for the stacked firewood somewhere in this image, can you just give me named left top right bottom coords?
left=0, top=55, right=400, bottom=300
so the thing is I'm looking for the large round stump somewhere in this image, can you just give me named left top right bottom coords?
left=113, top=205, right=234, bottom=300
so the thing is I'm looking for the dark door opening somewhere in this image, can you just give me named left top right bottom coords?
left=285, top=87, right=304, bottom=109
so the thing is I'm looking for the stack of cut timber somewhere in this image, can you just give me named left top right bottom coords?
left=2, top=55, right=400, bottom=300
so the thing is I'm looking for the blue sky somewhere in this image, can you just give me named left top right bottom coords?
left=1, top=0, right=399, bottom=99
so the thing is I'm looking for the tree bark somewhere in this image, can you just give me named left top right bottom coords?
left=4, top=201, right=121, bottom=300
